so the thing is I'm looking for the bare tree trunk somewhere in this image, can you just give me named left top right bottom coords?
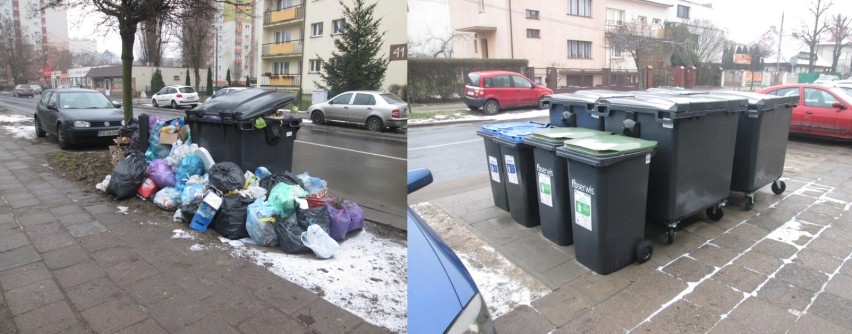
left=119, top=21, right=137, bottom=125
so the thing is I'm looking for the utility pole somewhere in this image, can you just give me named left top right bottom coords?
left=776, top=12, right=784, bottom=84
left=215, top=24, right=219, bottom=87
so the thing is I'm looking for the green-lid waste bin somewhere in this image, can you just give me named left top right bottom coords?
left=523, top=127, right=611, bottom=245
left=555, top=135, right=658, bottom=275
left=477, top=122, right=548, bottom=212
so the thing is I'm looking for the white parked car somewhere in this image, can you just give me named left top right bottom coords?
left=210, top=87, right=246, bottom=99
left=308, top=91, right=408, bottom=132
left=151, top=85, right=200, bottom=109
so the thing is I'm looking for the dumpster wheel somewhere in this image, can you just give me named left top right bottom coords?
left=665, top=226, right=676, bottom=245
left=706, top=205, right=724, bottom=221
left=744, top=194, right=755, bottom=211
left=771, top=180, right=786, bottom=195
left=635, top=240, right=654, bottom=263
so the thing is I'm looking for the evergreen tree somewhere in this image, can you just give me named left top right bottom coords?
left=185, top=69, right=191, bottom=86
left=150, top=68, right=165, bottom=95
left=316, top=0, right=388, bottom=94
left=225, top=68, right=231, bottom=87
left=206, top=66, right=213, bottom=95
left=245, top=75, right=250, bottom=87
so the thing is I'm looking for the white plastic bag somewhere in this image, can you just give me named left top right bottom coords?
left=301, top=224, right=339, bottom=259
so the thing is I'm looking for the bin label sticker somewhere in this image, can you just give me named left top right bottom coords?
left=505, top=155, right=519, bottom=184
left=591, top=113, right=599, bottom=119
left=662, top=120, right=673, bottom=129
left=287, top=131, right=293, bottom=137
left=539, top=175, right=553, bottom=207
left=488, top=156, right=500, bottom=183
left=646, top=153, right=651, bottom=164
left=574, top=189, right=592, bottom=232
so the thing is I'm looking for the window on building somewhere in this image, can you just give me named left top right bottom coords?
left=526, top=9, right=539, bottom=20
left=526, top=29, right=540, bottom=38
left=612, top=44, right=623, bottom=57
left=277, top=0, right=294, bottom=9
left=332, top=19, right=345, bottom=35
left=311, top=23, right=323, bottom=37
left=677, top=5, right=690, bottom=19
left=568, top=0, right=591, bottom=17
left=638, top=16, right=647, bottom=23
left=479, top=0, right=485, bottom=11
left=309, top=59, right=321, bottom=72
left=606, top=8, right=624, bottom=25
left=653, top=18, right=662, bottom=25
left=568, top=40, right=592, bottom=59
left=273, top=62, right=290, bottom=75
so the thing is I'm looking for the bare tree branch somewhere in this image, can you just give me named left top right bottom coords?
left=798, top=0, right=833, bottom=72
left=608, top=19, right=661, bottom=88
left=828, top=14, right=851, bottom=73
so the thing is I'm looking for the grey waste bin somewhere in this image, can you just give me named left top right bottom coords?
left=477, top=122, right=548, bottom=211
left=709, top=91, right=797, bottom=209
left=548, top=90, right=635, bottom=129
left=523, top=127, right=610, bottom=245
left=555, top=134, right=658, bottom=275
left=598, top=91, right=746, bottom=244
left=492, top=124, right=549, bottom=227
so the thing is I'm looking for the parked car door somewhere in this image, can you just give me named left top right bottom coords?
left=511, top=75, right=537, bottom=106
left=349, top=93, right=378, bottom=123
left=155, top=87, right=169, bottom=104
left=765, top=87, right=803, bottom=133
left=44, top=92, right=60, bottom=131
left=802, top=87, right=845, bottom=136
left=36, top=91, right=52, bottom=130
left=485, top=75, right=515, bottom=107
left=326, top=93, right=354, bottom=121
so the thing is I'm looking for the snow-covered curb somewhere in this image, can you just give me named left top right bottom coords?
left=410, top=108, right=549, bottom=126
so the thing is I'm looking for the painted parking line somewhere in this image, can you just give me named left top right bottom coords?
left=408, top=139, right=480, bottom=151
left=295, top=140, right=406, bottom=161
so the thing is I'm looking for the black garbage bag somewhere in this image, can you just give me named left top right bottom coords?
left=259, top=172, right=301, bottom=200
left=209, top=162, right=245, bottom=193
left=211, top=194, right=254, bottom=240
left=273, top=215, right=310, bottom=253
left=180, top=196, right=202, bottom=222
left=106, top=150, right=148, bottom=200
left=273, top=206, right=331, bottom=254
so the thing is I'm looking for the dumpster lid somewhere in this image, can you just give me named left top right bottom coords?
left=634, top=89, right=748, bottom=113
left=530, top=127, right=609, bottom=141
left=562, top=135, right=657, bottom=158
left=190, top=88, right=295, bottom=120
left=495, top=125, right=547, bottom=143
left=480, top=121, right=547, bottom=135
left=549, top=90, right=637, bottom=106
left=709, top=91, right=798, bottom=110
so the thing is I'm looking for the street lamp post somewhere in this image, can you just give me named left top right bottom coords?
left=214, top=24, right=219, bottom=87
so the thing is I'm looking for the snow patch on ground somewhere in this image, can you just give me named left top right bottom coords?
left=457, top=250, right=541, bottom=318
left=0, top=114, right=29, bottom=123
left=1, top=125, right=35, bottom=140
left=767, top=220, right=814, bottom=248
left=410, top=108, right=549, bottom=125
left=220, top=229, right=407, bottom=333
left=171, top=229, right=195, bottom=239
left=189, top=244, right=207, bottom=252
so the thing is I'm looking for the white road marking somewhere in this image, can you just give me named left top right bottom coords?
left=408, top=138, right=480, bottom=151
left=295, top=140, right=406, bottom=161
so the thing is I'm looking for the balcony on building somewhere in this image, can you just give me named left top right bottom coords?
left=262, top=40, right=303, bottom=58
left=263, top=3, right=305, bottom=27
left=261, top=73, right=301, bottom=87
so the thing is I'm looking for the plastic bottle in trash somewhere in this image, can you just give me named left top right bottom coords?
left=255, top=166, right=271, bottom=179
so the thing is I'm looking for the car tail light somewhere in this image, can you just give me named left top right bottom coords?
left=392, top=109, right=400, bottom=118
left=176, top=93, right=183, bottom=98
left=476, top=88, right=484, bottom=97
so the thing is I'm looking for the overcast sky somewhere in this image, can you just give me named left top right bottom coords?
left=67, top=1, right=852, bottom=56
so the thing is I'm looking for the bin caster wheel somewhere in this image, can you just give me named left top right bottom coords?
left=706, top=206, right=724, bottom=221
left=665, top=228, right=676, bottom=245
left=635, top=240, right=654, bottom=263
left=771, top=181, right=786, bottom=195
left=744, top=195, right=755, bottom=211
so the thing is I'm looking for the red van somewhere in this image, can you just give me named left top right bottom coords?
left=757, top=84, right=852, bottom=140
left=464, top=70, right=553, bottom=115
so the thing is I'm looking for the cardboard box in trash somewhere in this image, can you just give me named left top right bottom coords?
left=159, top=125, right=190, bottom=145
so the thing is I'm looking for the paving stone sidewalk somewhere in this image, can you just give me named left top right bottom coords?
left=0, top=132, right=389, bottom=333
left=425, top=137, right=852, bottom=333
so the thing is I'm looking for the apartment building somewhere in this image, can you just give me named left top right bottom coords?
left=213, top=0, right=258, bottom=85
left=256, top=0, right=407, bottom=101
left=604, top=0, right=671, bottom=70
left=69, top=38, right=97, bottom=54
left=663, top=0, right=713, bottom=23
left=450, top=0, right=608, bottom=86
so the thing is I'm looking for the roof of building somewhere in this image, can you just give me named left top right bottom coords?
left=86, top=65, right=123, bottom=78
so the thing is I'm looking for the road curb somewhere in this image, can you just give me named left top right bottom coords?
left=408, top=118, right=491, bottom=128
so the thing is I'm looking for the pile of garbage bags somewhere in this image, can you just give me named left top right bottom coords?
left=96, top=117, right=365, bottom=259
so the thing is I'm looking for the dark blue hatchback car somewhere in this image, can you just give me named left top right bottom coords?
left=407, top=169, right=496, bottom=334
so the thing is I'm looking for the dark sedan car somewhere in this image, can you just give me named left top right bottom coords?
left=34, top=88, right=124, bottom=149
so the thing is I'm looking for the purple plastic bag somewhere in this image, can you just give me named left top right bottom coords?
left=326, top=204, right=351, bottom=241
left=146, top=159, right=176, bottom=188
left=149, top=115, right=161, bottom=128
left=343, top=200, right=364, bottom=232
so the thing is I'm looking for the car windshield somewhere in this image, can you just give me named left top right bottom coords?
left=59, top=92, right=113, bottom=109
left=380, top=93, right=404, bottom=104
left=467, top=73, right=480, bottom=86
left=179, top=87, right=196, bottom=93
left=837, top=86, right=852, bottom=97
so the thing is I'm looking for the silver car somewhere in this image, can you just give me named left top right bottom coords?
left=308, top=91, right=408, bottom=132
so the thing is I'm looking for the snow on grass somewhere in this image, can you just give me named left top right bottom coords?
left=1, top=125, right=35, bottom=140
left=409, top=108, right=549, bottom=125
left=219, top=229, right=407, bottom=333
left=171, top=229, right=195, bottom=239
left=0, top=114, right=29, bottom=123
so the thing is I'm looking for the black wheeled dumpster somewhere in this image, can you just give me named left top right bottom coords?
left=523, top=127, right=610, bottom=245
left=555, top=134, right=658, bottom=275
left=548, top=90, right=635, bottom=129
left=477, top=122, right=548, bottom=211
left=491, top=124, right=550, bottom=227
left=710, top=91, right=798, bottom=209
left=598, top=91, right=746, bottom=244
left=185, top=88, right=301, bottom=173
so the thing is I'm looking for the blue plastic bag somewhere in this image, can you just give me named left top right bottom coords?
left=246, top=199, right=280, bottom=247
left=145, top=122, right=170, bottom=161
left=153, top=187, right=181, bottom=211
left=175, top=155, right=204, bottom=191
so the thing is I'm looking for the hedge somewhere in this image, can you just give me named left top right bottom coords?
left=407, top=58, right=529, bottom=103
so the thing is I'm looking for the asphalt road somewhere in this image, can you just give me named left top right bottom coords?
left=0, top=94, right=407, bottom=230
left=407, top=115, right=549, bottom=204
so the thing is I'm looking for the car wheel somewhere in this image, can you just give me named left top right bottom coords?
left=467, top=105, right=480, bottom=111
left=57, top=124, right=71, bottom=150
left=311, top=111, right=325, bottom=125
left=483, top=100, right=500, bottom=115
left=171, top=100, right=178, bottom=109
left=152, top=99, right=159, bottom=108
left=34, top=115, right=46, bottom=138
left=366, top=116, right=383, bottom=132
